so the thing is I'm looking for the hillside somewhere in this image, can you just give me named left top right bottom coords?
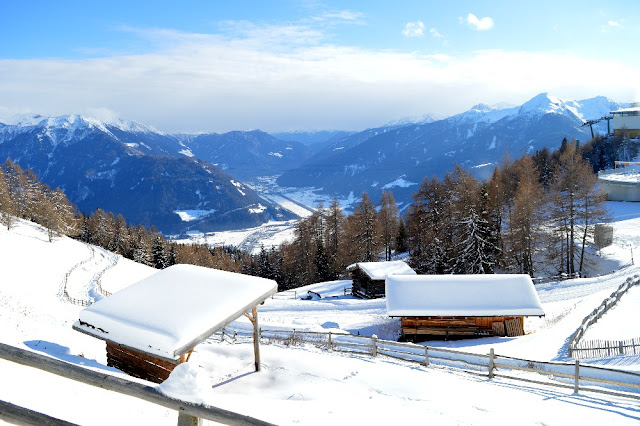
left=0, top=115, right=295, bottom=233
left=1, top=200, right=639, bottom=424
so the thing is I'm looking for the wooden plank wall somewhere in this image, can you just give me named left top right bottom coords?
left=106, top=342, right=182, bottom=384
left=401, top=316, right=525, bottom=340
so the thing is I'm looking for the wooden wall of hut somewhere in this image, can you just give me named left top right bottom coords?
left=400, top=316, right=524, bottom=341
left=106, top=342, right=185, bottom=384
left=351, top=269, right=385, bottom=299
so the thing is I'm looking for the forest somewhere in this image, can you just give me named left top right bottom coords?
left=0, top=136, right=627, bottom=291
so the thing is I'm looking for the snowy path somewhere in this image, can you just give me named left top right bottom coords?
left=63, top=245, right=119, bottom=305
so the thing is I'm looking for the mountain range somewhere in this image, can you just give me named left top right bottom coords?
left=0, top=93, right=625, bottom=233
left=0, top=115, right=299, bottom=234
left=276, top=93, right=626, bottom=207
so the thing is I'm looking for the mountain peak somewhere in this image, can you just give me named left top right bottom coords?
left=518, top=92, right=567, bottom=114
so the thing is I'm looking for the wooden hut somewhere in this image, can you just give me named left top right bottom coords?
left=73, top=264, right=277, bottom=383
left=347, top=261, right=416, bottom=299
left=386, top=274, right=544, bottom=341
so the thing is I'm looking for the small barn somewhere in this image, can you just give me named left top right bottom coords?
left=73, top=264, right=277, bottom=383
left=386, top=274, right=544, bottom=341
left=347, top=261, right=416, bottom=299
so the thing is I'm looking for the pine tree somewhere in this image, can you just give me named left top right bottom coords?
left=324, top=197, right=344, bottom=278
left=407, top=176, right=451, bottom=274
left=379, top=190, right=399, bottom=261
left=152, top=235, right=168, bottom=269
left=344, top=192, right=380, bottom=262
left=395, top=220, right=408, bottom=253
left=448, top=166, right=495, bottom=274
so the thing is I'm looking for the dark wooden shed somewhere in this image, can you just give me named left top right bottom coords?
left=347, top=261, right=416, bottom=299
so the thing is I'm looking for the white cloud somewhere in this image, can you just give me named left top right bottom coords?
left=461, top=13, right=494, bottom=31
left=607, top=20, right=622, bottom=28
left=429, top=28, right=444, bottom=38
left=402, top=21, right=425, bottom=38
left=0, top=24, right=635, bottom=133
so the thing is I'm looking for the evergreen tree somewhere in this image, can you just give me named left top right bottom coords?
left=395, top=220, right=408, bottom=253
left=379, top=190, right=399, bottom=261
left=152, top=235, right=168, bottom=269
left=324, top=197, right=345, bottom=279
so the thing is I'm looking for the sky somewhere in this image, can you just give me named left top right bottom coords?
left=1, top=0, right=639, bottom=133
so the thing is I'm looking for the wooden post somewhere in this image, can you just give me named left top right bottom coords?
left=328, top=332, right=332, bottom=350
left=371, top=335, right=378, bottom=357
left=177, top=412, right=202, bottom=426
left=488, top=348, right=495, bottom=379
left=574, top=360, right=580, bottom=393
left=243, top=307, right=261, bottom=372
left=252, top=306, right=260, bottom=372
left=424, top=347, right=429, bottom=367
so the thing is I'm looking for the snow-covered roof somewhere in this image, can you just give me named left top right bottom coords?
left=73, top=264, right=277, bottom=361
left=347, top=261, right=416, bottom=280
left=386, top=274, right=544, bottom=317
left=611, top=106, right=640, bottom=114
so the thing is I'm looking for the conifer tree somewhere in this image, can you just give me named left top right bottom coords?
left=152, top=235, right=168, bottom=269
left=379, top=190, right=399, bottom=261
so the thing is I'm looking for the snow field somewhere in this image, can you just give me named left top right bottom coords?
left=1, top=200, right=640, bottom=425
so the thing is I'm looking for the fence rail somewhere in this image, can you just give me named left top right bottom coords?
left=0, top=342, right=273, bottom=426
left=532, top=272, right=581, bottom=284
left=208, top=326, right=640, bottom=399
left=568, top=275, right=640, bottom=358
left=572, top=337, right=640, bottom=359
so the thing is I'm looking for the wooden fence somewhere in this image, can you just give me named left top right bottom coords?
left=532, top=272, right=582, bottom=285
left=211, top=327, right=640, bottom=399
left=572, top=337, right=640, bottom=359
left=0, top=342, right=274, bottom=426
left=568, top=275, right=640, bottom=359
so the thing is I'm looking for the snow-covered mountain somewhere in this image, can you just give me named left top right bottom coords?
left=0, top=115, right=294, bottom=233
left=179, top=130, right=312, bottom=181
left=277, top=93, right=626, bottom=206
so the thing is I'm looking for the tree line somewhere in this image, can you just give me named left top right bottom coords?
left=249, top=139, right=610, bottom=290
left=0, top=137, right=611, bottom=291
left=0, top=159, right=247, bottom=272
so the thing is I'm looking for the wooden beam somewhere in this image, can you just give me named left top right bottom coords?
left=0, top=399, right=77, bottom=426
left=0, top=342, right=274, bottom=426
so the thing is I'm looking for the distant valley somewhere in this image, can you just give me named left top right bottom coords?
left=0, top=93, right=625, bottom=236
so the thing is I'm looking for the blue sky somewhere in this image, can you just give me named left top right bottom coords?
left=1, top=1, right=638, bottom=132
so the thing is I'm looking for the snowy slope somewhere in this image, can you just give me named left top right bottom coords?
left=1, top=202, right=640, bottom=425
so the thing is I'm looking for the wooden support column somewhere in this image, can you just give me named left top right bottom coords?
left=244, top=306, right=261, bottom=372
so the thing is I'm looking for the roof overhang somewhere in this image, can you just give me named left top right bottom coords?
left=73, top=264, right=277, bottom=361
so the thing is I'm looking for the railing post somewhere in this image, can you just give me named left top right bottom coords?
left=574, top=360, right=580, bottom=393
left=177, top=412, right=202, bottom=426
left=220, top=328, right=224, bottom=342
left=372, top=335, right=378, bottom=357
left=488, top=348, right=495, bottom=379
left=424, top=347, right=429, bottom=367
left=328, top=332, right=332, bottom=350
